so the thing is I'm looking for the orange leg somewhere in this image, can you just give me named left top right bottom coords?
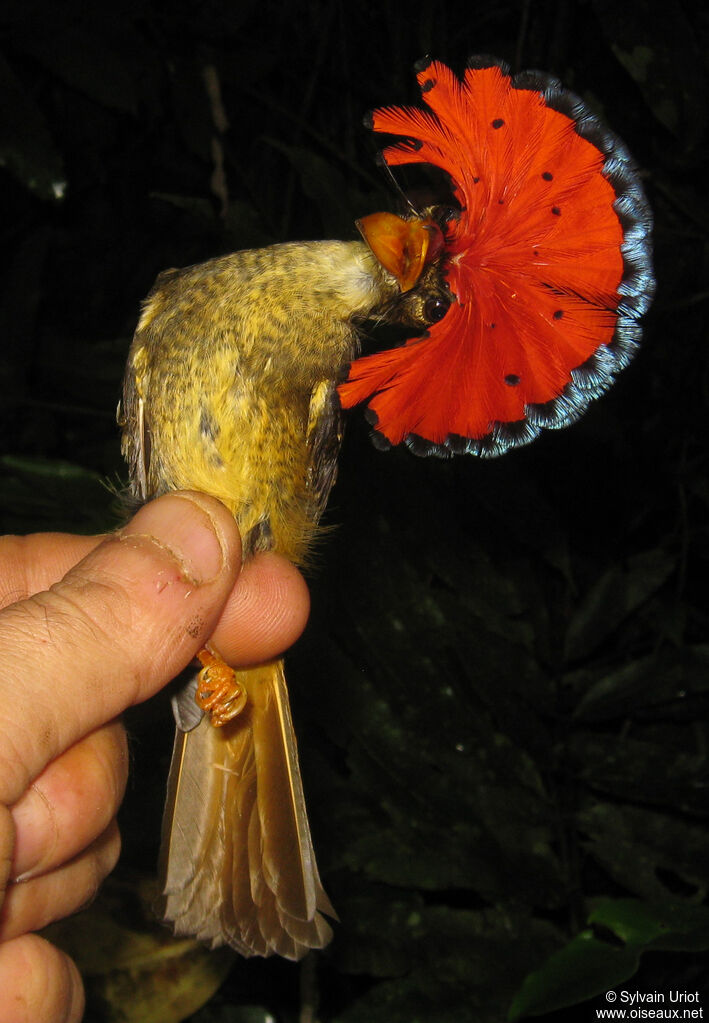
left=196, top=648, right=248, bottom=727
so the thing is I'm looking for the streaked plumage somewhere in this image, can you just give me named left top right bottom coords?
left=119, top=235, right=447, bottom=956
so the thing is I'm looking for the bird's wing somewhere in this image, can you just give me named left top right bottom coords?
left=118, top=344, right=152, bottom=503
left=305, top=378, right=345, bottom=526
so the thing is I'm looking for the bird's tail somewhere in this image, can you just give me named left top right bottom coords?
left=159, top=658, right=334, bottom=959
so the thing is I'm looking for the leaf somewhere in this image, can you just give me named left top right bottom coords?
left=568, top=730, right=709, bottom=815
left=0, top=454, right=115, bottom=534
left=578, top=801, right=709, bottom=901
left=304, top=627, right=561, bottom=906
left=1, top=225, right=51, bottom=390
left=507, top=931, right=640, bottom=1020
left=331, top=891, right=426, bottom=979
left=564, top=549, right=675, bottom=662
left=18, top=18, right=160, bottom=116
left=333, top=903, right=561, bottom=1023
left=588, top=898, right=709, bottom=951
left=265, top=140, right=361, bottom=235
left=570, top=644, right=709, bottom=721
left=593, top=0, right=707, bottom=149
left=44, top=874, right=234, bottom=1023
left=0, top=52, right=65, bottom=198
left=509, top=898, right=709, bottom=1019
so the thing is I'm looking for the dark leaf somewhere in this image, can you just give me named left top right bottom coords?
left=570, top=645, right=709, bottom=722
left=0, top=455, right=115, bottom=534
left=508, top=931, right=640, bottom=1020
left=18, top=18, right=160, bottom=117
left=564, top=549, right=676, bottom=663
left=588, top=898, right=709, bottom=952
left=569, top=729, right=709, bottom=815
left=44, top=873, right=234, bottom=1023
left=0, top=53, right=65, bottom=198
left=578, top=801, right=709, bottom=901
left=593, top=0, right=708, bottom=148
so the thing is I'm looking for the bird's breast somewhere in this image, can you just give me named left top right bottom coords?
left=123, top=239, right=395, bottom=562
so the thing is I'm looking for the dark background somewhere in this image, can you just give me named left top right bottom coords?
left=2, top=1, right=709, bottom=1020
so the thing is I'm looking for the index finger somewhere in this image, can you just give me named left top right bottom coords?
left=0, top=493, right=241, bottom=807
left=0, top=534, right=102, bottom=611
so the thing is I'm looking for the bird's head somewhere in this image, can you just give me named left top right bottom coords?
left=356, top=209, right=454, bottom=332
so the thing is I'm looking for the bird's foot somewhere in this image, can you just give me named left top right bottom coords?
left=195, top=648, right=247, bottom=726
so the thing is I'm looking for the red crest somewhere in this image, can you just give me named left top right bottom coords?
left=338, top=58, right=654, bottom=457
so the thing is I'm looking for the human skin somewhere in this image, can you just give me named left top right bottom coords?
left=0, top=492, right=310, bottom=1023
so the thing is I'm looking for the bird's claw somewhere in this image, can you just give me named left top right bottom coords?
left=196, top=649, right=248, bottom=726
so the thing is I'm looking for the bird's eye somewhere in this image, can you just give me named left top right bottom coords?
left=437, top=205, right=459, bottom=224
left=425, top=296, right=450, bottom=323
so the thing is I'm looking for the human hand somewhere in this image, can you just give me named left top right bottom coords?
left=0, top=492, right=310, bottom=1023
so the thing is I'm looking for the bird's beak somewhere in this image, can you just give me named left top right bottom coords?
left=357, top=212, right=444, bottom=292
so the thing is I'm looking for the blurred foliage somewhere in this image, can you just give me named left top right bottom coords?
left=44, top=875, right=235, bottom=1023
left=2, top=0, right=709, bottom=1019
left=510, top=899, right=709, bottom=1018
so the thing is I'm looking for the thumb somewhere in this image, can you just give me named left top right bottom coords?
left=0, top=492, right=241, bottom=806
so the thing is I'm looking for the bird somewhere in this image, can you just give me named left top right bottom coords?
left=118, top=56, right=654, bottom=960
left=119, top=222, right=451, bottom=958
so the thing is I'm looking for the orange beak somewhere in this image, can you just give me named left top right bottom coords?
left=357, top=212, right=444, bottom=292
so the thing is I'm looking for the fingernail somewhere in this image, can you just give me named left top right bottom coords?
left=119, top=493, right=228, bottom=584
left=11, top=786, right=54, bottom=882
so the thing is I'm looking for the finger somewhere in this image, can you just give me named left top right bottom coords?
left=0, top=534, right=102, bottom=611
left=0, top=492, right=241, bottom=807
left=0, top=821, right=120, bottom=941
left=211, top=552, right=311, bottom=665
left=0, top=532, right=310, bottom=666
left=0, top=933, right=84, bottom=1023
left=10, top=722, right=128, bottom=881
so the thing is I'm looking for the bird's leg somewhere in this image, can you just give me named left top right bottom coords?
left=195, top=648, right=248, bottom=727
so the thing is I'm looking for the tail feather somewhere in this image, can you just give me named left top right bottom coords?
left=160, top=659, right=333, bottom=959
